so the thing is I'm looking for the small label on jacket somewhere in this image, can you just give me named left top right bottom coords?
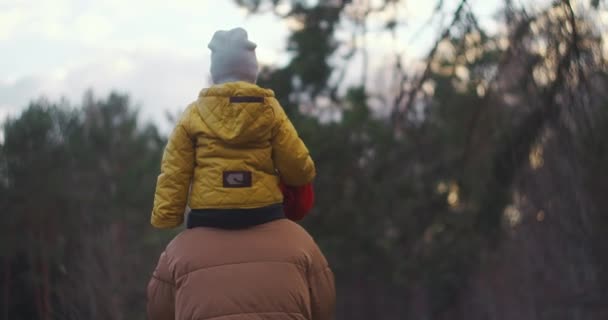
left=229, top=96, right=265, bottom=103
left=223, top=171, right=252, bottom=188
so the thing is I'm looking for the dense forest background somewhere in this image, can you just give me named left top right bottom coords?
left=2, top=0, right=608, bottom=319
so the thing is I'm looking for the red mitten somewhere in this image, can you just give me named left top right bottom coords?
left=279, top=182, right=315, bottom=221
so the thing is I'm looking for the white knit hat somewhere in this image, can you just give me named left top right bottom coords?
left=208, top=28, right=258, bottom=84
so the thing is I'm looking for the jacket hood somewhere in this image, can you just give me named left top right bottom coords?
left=196, top=82, right=276, bottom=145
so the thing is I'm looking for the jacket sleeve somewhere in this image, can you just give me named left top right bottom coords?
left=151, top=109, right=195, bottom=229
left=271, top=102, right=316, bottom=186
left=147, top=252, right=175, bottom=320
left=309, top=248, right=336, bottom=320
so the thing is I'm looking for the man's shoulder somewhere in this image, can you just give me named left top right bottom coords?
left=159, top=220, right=325, bottom=279
left=163, top=219, right=320, bottom=258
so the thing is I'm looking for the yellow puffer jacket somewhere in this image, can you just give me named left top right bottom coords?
left=151, top=82, right=316, bottom=229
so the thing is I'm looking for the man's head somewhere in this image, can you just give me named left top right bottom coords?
left=208, top=27, right=258, bottom=84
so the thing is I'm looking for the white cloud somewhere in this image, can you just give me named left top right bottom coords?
left=3, top=0, right=519, bottom=133
left=0, top=46, right=213, bottom=132
left=0, top=8, right=25, bottom=40
left=0, top=76, right=45, bottom=108
left=74, top=13, right=114, bottom=45
left=0, top=0, right=292, bottom=133
left=1, top=0, right=212, bottom=50
left=6, top=0, right=72, bottom=39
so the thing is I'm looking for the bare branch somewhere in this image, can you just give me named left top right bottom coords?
left=460, top=14, right=538, bottom=166
left=391, top=0, right=469, bottom=131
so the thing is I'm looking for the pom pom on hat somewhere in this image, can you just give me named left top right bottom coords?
left=208, top=28, right=259, bottom=84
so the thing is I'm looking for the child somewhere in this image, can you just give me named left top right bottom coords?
left=151, top=27, right=316, bottom=229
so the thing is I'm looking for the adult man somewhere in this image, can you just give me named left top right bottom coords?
left=146, top=219, right=335, bottom=320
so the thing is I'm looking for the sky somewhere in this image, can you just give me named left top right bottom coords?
left=0, top=0, right=548, bottom=133
left=1, top=0, right=297, bottom=131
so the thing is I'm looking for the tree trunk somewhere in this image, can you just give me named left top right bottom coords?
left=41, top=255, right=51, bottom=320
left=3, top=257, right=10, bottom=320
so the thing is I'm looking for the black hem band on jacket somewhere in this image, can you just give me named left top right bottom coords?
left=187, top=204, right=285, bottom=229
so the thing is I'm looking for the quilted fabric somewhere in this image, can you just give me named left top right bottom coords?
left=151, top=81, right=316, bottom=229
left=146, top=220, right=336, bottom=320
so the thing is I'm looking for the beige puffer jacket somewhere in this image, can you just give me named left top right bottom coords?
left=147, top=219, right=335, bottom=320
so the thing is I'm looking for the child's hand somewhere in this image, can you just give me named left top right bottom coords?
left=279, top=182, right=314, bottom=221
